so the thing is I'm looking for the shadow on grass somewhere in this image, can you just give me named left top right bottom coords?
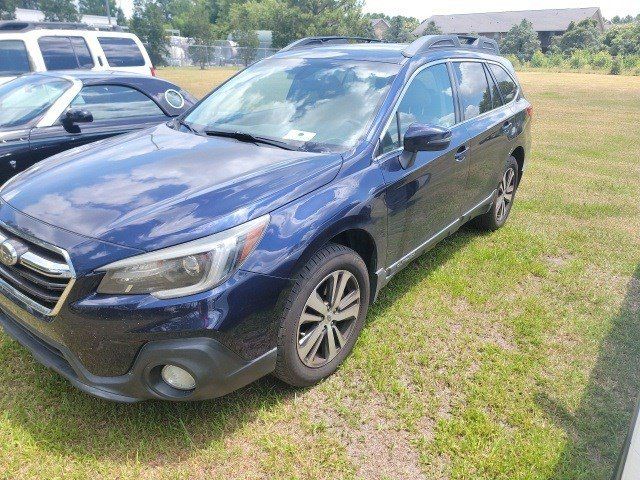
left=537, top=265, right=640, bottom=479
left=0, top=227, right=480, bottom=466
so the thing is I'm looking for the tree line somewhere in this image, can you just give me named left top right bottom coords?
left=1, top=0, right=638, bottom=74
left=500, top=17, right=640, bottom=75
left=0, top=0, right=423, bottom=65
left=0, top=0, right=127, bottom=24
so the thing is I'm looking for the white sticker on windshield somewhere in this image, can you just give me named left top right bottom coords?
left=283, top=130, right=316, bottom=142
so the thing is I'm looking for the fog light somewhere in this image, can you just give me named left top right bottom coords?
left=161, top=365, right=196, bottom=391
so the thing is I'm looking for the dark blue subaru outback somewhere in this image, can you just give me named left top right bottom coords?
left=0, top=34, right=531, bottom=401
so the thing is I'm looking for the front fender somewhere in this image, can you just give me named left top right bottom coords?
left=240, top=154, right=387, bottom=281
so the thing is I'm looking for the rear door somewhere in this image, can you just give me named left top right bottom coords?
left=29, top=84, right=169, bottom=161
left=451, top=61, right=517, bottom=214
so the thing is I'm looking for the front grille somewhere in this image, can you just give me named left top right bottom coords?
left=0, top=224, right=74, bottom=316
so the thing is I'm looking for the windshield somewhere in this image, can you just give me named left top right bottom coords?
left=0, top=40, right=31, bottom=76
left=184, top=58, right=399, bottom=151
left=0, top=75, right=71, bottom=128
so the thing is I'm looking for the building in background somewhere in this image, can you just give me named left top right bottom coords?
left=370, top=18, right=390, bottom=40
left=413, top=7, right=605, bottom=51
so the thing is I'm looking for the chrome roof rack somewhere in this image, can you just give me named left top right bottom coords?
left=402, top=34, right=500, bottom=57
left=279, top=36, right=382, bottom=52
left=0, top=21, right=124, bottom=32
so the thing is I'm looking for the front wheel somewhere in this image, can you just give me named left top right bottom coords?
left=274, top=243, right=370, bottom=387
left=473, top=156, right=519, bottom=231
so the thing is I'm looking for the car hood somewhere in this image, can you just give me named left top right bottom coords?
left=1, top=124, right=343, bottom=251
left=0, top=76, right=15, bottom=86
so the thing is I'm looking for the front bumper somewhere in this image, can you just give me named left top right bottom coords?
left=0, top=201, right=291, bottom=401
left=0, top=307, right=277, bottom=402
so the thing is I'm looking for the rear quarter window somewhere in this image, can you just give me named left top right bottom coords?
left=488, top=64, right=518, bottom=103
left=0, top=40, right=31, bottom=75
left=98, top=37, right=145, bottom=67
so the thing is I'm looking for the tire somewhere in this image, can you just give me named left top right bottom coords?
left=473, top=156, right=519, bottom=231
left=274, top=243, right=370, bottom=387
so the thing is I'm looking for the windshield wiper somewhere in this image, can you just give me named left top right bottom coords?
left=204, top=129, right=298, bottom=151
left=176, top=118, right=199, bottom=135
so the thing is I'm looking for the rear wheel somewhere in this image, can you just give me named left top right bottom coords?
left=473, top=156, right=519, bottom=231
left=274, top=244, right=369, bottom=387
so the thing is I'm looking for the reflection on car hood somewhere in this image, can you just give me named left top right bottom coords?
left=1, top=124, right=343, bottom=251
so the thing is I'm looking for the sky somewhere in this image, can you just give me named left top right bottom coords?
left=115, top=0, right=638, bottom=21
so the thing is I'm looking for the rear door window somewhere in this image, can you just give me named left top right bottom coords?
left=488, top=63, right=518, bottom=103
left=97, top=37, right=145, bottom=67
left=69, top=85, right=164, bottom=121
left=0, top=40, right=31, bottom=76
left=452, top=62, right=493, bottom=120
left=38, top=36, right=94, bottom=70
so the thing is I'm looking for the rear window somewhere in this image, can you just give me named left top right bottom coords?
left=38, top=36, right=94, bottom=70
left=0, top=40, right=31, bottom=76
left=97, top=37, right=145, bottom=67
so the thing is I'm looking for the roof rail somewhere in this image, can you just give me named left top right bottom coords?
left=402, top=34, right=499, bottom=57
left=279, top=36, right=381, bottom=52
left=0, top=21, right=124, bottom=32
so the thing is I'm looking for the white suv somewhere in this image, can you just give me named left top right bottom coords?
left=0, top=22, right=155, bottom=85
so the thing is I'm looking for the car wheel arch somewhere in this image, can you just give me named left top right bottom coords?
left=292, top=224, right=380, bottom=305
left=510, top=146, right=525, bottom=186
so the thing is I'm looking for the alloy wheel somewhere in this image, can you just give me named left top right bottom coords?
left=296, top=270, right=361, bottom=368
left=496, top=167, right=516, bottom=222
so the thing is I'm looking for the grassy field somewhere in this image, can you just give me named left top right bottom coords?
left=0, top=69, right=639, bottom=479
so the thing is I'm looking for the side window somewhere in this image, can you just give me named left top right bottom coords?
left=70, top=37, right=94, bottom=69
left=97, top=37, right=145, bottom=67
left=452, top=62, right=492, bottom=120
left=488, top=64, right=518, bottom=104
left=380, top=113, right=400, bottom=155
left=485, top=64, right=503, bottom=109
left=379, top=63, right=455, bottom=155
left=38, top=36, right=94, bottom=70
left=69, top=85, right=164, bottom=121
left=0, top=40, right=31, bottom=76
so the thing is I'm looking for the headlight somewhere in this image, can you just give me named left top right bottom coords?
left=96, top=215, right=269, bottom=298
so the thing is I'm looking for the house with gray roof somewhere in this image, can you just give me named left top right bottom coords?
left=413, top=7, right=605, bottom=51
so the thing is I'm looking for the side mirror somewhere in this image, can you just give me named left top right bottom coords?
left=64, top=109, right=93, bottom=125
left=400, top=123, right=452, bottom=169
left=404, top=123, right=452, bottom=153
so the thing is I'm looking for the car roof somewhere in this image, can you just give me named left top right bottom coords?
left=272, top=43, right=408, bottom=64
left=271, top=41, right=509, bottom=67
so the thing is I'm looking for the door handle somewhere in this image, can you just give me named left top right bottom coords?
left=501, top=121, right=512, bottom=134
left=454, top=145, right=469, bottom=162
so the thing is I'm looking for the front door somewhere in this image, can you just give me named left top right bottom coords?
left=377, top=63, right=468, bottom=267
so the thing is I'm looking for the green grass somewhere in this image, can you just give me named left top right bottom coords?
left=0, top=69, right=639, bottom=479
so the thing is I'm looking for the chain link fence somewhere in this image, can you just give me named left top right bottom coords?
left=165, top=39, right=277, bottom=68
